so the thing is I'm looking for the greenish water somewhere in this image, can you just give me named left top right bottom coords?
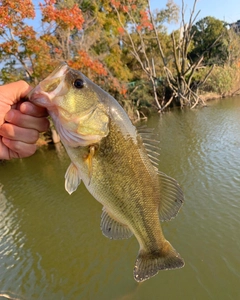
left=1, top=96, right=240, bottom=300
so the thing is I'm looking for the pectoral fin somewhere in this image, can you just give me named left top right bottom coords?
left=84, top=145, right=97, bottom=184
left=158, top=171, right=184, bottom=221
left=101, top=208, right=133, bottom=240
left=65, top=163, right=81, bottom=194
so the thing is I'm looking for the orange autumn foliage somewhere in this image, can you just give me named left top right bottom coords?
left=0, top=0, right=107, bottom=83
left=68, top=50, right=107, bottom=77
left=0, top=0, right=35, bottom=27
left=40, top=0, right=84, bottom=30
left=111, top=0, right=153, bottom=32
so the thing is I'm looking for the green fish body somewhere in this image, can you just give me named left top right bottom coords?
left=29, top=63, right=184, bottom=282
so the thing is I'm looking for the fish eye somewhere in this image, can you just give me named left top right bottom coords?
left=73, top=78, right=84, bottom=89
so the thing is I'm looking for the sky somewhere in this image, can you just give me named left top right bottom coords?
left=150, top=0, right=240, bottom=29
left=30, top=1, right=240, bottom=31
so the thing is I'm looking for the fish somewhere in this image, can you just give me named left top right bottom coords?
left=28, top=62, right=185, bottom=282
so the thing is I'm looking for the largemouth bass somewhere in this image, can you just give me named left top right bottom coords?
left=28, top=63, right=184, bottom=282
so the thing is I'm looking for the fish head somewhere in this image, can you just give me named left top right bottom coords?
left=29, top=62, right=110, bottom=146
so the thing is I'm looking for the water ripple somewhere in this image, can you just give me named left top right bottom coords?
left=1, top=97, right=240, bottom=299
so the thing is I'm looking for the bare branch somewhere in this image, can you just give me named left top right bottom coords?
left=231, top=87, right=240, bottom=96
left=161, top=95, right=174, bottom=111
left=171, top=32, right=181, bottom=76
left=197, top=64, right=215, bottom=88
left=147, top=0, right=167, bottom=66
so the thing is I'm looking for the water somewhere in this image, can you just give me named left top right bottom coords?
left=1, top=96, right=240, bottom=300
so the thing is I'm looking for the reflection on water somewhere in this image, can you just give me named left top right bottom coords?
left=1, top=97, right=240, bottom=299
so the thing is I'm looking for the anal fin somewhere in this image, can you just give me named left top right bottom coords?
left=100, top=208, right=133, bottom=240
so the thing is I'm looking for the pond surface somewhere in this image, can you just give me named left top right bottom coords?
left=1, top=96, right=240, bottom=300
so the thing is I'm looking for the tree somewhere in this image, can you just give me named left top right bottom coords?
left=189, top=16, right=229, bottom=66
left=225, top=27, right=240, bottom=68
left=112, top=0, right=217, bottom=110
left=0, top=0, right=107, bottom=84
left=111, top=0, right=180, bottom=110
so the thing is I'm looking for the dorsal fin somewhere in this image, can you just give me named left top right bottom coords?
left=137, top=126, right=184, bottom=220
left=137, top=126, right=160, bottom=167
left=157, top=171, right=184, bottom=221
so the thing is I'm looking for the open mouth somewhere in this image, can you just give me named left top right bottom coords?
left=45, top=62, right=69, bottom=79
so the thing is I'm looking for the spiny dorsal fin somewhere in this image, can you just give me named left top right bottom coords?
left=100, top=208, right=133, bottom=240
left=137, top=126, right=160, bottom=167
left=158, top=171, right=184, bottom=221
left=65, top=162, right=81, bottom=195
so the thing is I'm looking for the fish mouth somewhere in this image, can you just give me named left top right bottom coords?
left=37, top=62, right=69, bottom=101
left=44, top=62, right=69, bottom=80
left=28, top=62, right=70, bottom=108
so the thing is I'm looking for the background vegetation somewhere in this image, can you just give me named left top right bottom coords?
left=1, top=0, right=240, bottom=119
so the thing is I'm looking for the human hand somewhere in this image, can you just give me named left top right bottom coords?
left=0, top=81, right=49, bottom=160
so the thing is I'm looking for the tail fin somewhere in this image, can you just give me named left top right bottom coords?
left=133, top=241, right=184, bottom=282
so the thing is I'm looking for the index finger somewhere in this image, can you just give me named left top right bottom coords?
left=0, top=80, right=32, bottom=106
left=20, top=102, right=49, bottom=118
